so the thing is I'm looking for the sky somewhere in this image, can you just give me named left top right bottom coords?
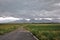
left=0, top=17, right=20, bottom=23
left=0, top=0, right=60, bottom=18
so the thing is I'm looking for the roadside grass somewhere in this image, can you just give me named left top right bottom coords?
left=24, top=24, right=60, bottom=40
left=0, top=23, right=60, bottom=40
left=0, top=24, right=20, bottom=35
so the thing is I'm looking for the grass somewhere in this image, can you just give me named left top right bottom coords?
left=0, top=23, right=60, bottom=40
left=24, top=24, right=60, bottom=40
left=0, top=24, right=20, bottom=35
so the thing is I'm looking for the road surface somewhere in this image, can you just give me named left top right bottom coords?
left=0, top=27, right=37, bottom=40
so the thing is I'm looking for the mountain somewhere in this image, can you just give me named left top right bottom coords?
left=10, top=18, right=60, bottom=23
left=0, top=17, right=60, bottom=23
left=10, top=19, right=30, bottom=23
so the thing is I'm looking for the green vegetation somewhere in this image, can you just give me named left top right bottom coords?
left=0, top=24, right=20, bottom=35
left=0, top=23, right=60, bottom=40
left=24, top=24, right=60, bottom=40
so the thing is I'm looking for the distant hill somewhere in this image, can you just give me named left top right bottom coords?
left=10, top=18, right=60, bottom=23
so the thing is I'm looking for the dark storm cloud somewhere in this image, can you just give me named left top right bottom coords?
left=0, top=0, right=60, bottom=18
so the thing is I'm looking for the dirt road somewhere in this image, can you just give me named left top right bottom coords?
left=0, top=27, right=37, bottom=40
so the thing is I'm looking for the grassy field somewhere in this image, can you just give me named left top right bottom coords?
left=0, top=23, right=60, bottom=40
left=24, top=24, right=60, bottom=40
left=0, top=24, right=21, bottom=35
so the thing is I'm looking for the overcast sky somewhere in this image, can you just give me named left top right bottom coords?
left=0, top=17, right=20, bottom=23
left=0, top=0, right=60, bottom=18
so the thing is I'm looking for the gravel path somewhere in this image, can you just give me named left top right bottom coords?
left=0, top=27, right=37, bottom=40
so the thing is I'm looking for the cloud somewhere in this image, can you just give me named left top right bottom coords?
left=53, top=3, right=60, bottom=6
left=34, top=18, right=42, bottom=20
left=34, top=18, right=53, bottom=20
left=0, top=17, right=20, bottom=23
left=38, top=10, right=60, bottom=18
left=43, top=18, right=53, bottom=20
left=25, top=18, right=31, bottom=22
left=0, top=0, right=60, bottom=18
